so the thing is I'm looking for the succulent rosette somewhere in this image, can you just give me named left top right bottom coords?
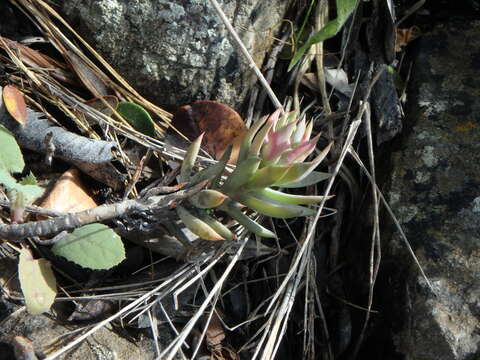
left=177, top=110, right=333, bottom=240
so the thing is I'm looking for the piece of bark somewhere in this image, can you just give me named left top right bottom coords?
left=0, top=86, right=116, bottom=164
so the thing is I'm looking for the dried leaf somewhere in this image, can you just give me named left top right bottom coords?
left=395, top=26, right=421, bottom=52
left=0, top=36, right=74, bottom=84
left=171, top=101, right=247, bottom=163
left=3, top=85, right=28, bottom=125
left=66, top=50, right=109, bottom=97
left=82, top=95, right=119, bottom=125
left=206, top=311, right=226, bottom=349
left=18, top=248, right=57, bottom=315
left=39, top=168, right=97, bottom=217
left=68, top=299, right=115, bottom=322
left=85, top=95, right=119, bottom=116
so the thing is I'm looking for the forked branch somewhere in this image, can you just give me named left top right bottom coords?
left=0, top=182, right=206, bottom=240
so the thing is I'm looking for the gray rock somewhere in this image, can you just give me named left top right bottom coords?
left=0, top=306, right=158, bottom=359
left=385, top=19, right=480, bottom=359
left=0, top=257, right=169, bottom=360
left=60, top=0, right=290, bottom=110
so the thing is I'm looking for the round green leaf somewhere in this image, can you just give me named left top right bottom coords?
left=117, top=102, right=155, bottom=137
left=0, top=124, right=24, bottom=173
left=52, top=224, right=125, bottom=270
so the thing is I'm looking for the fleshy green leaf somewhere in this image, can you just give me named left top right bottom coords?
left=195, top=210, right=234, bottom=240
left=176, top=206, right=224, bottom=241
left=189, top=189, right=227, bottom=208
left=117, top=102, right=155, bottom=137
left=278, top=171, right=331, bottom=188
left=249, top=117, right=275, bottom=156
left=222, top=156, right=261, bottom=192
left=242, top=164, right=291, bottom=190
left=274, top=142, right=333, bottom=185
left=0, top=124, right=24, bottom=173
left=189, top=145, right=231, bottom=186
left=238, top=193, right=317, bottom=218
left=52, top=224, right=125, bottom=270
left=238, top=115, right=268, bottom=163
left=18, top=248, right=57, bottom=315
left=256, top=188, right=333, bottom=205
left=219, top=200, right=276, bottom=238
left=288, top=0, right=358, bottom=71
left=179, top=133, right=204, bottom=183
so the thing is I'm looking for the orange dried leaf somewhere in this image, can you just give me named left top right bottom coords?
left=3, top=85, right=28, bottom=125
left=171, top=101, right=247, bottom=163
left=395, top=26, right=421, bottom=52
left=39, top=168, right=97, bottom=217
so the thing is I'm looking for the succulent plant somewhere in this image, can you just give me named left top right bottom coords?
left=177, top=110, right=333, bottom=240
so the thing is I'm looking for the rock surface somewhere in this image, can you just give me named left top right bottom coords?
left=385, top=19, right=480, bottom=359
left=0, top=307, right=158, bottom=359
left=0, top=257, right=166, bottom=360
left=60, top=0, right=290, bottom=110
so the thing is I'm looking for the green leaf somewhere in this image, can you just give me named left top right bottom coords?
left=0, top=124, right=24, bottom=173
left=256, top=188, right=332, bottom=204
left=19, top=172, right=38, bottom=185
left=238, top=115, right=268, bottom=163
left=189, top=145, right=231, bottom=186
left=189, top=189, right=227, bottom=208
left=242, top=164, right=291, bottom=190
left=176, top=206, right=224, bottom=241
left=219, top=200, right=276, bottom=238
left=18, top=248, right=57, bottom=315
left=278, top=171, right=331, bottom=188
left=238, top=193, right=317, bottom=218
left=274, top=142, right=332, bottom=186
left=288, top=0, right=358, bottom=71
left=117, top=102, right=155, bottom=137
left=195, top=210, right=234, bottom=240
left=179, top=133, right=204, bottom=183
left=0, top=171, right=44, bottom=204
left=52, top=224, right=126, bottom=270
left=222, top=156, right=261, bottom=192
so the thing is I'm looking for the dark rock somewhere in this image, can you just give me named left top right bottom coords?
left=385, top=19, right=480, bottom=359
left=60, top=0, right=291, bottom=110
left=0, top=305, right=158, bottom=359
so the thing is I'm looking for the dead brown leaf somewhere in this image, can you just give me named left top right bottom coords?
left=38, top=168, right=97, bottom=218
left=395, top=26, right=421, bottom=52
left=65, top=50, right=109, bottom=97
left=0, top=36, right=75, bottom=84
left=171, top=101, right=246, bottom=163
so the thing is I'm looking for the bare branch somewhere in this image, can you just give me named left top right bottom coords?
left=0, top=181, right=206, bottom=240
